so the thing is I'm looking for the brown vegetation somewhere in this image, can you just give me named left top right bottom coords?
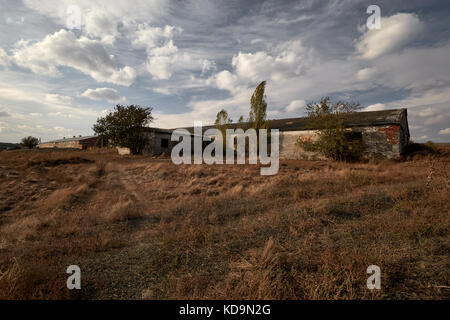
left=0, top=148, right=448, bottom=299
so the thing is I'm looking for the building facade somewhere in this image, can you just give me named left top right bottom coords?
left=175, top=108, right=410, bottom=160
left=39, top=136, right=98, bottom=149
left=141, top=128, right=173, bottom=156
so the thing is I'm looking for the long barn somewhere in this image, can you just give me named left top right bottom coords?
left=39, top=136, right=99, bottom=150
left=174, top=108, right=410, bottom=160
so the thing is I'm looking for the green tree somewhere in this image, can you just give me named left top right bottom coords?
left=296, top=97, right=362, bottom=160
left=21, top=136, right=39, bottom=148
left=236, top=115, right=245, bottom=129
left=249, top=81, right=269, bottom=131
left=215, top=109, right=232, bottom=149
left=92, top=105, right=154, bottom=154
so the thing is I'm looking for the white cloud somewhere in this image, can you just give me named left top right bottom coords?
left=214, top=70, right=238, bottom=91
left=414, top=135, right=428, bottom=141
left=147, top=55, right=173, bottom=80
left=231, top=40, right=313, bottom=83
left=356, top=13, right=425, bottom=59
left=132, top=24, right=182, bottom=49
left=45, top=94, right=73, bottom=105
left=356, top=67, right=377, bottom=81
left=364, top=103, right=387, bottom=111
left=22, top=0, right=169, bottom=30
left=0, top=48, right=11, bottom=66
left=10, top=29, right=136, bottom=86
left=130, top=23, right=208, bottom=80
left=439, top=128, right=450, bottom=135
left=286, top=100, right=305, bottom=112
left=81, top=88, right=126, bottom=103
left=84, top=9, right=119, bottom=45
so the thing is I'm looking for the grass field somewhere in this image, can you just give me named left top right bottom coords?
left=0, top=148, right=448, bottom=299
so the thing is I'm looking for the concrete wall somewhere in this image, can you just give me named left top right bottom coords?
left=39, top=137, right=98, bottom=150
left=279, top=125, right=407, bottom=160
left=142, top=131, right=173, bottom=156
left=39, top=140, right=83, bottom=149
left=359, top=125, right=402, bottom=159
left=279, top=131, right=326, bottom=160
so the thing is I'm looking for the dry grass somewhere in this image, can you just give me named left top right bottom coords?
left=0, top=148, right=448, bottom=299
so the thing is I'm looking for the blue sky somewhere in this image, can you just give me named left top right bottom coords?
left=0, top=0, right=449, bottom=143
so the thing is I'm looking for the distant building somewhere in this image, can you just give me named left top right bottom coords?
left=112, top=128, right=174, bottom=156
left=141, top=127, right=173, bottom=155
left=38, top=135, right=98, bottom=150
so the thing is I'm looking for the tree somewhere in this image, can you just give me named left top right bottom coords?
left=215, top=109, right=232, bottom=149
left=236, top=115, right=245, bottom=129
left=249, top=81, right=269, bottom=131
left=21, top=136, right=39, bottom=148
left=296, top=97, right=362, bottom=160
left=92, top=105, right=153, bottom=154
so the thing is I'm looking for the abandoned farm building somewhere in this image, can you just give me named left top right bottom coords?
left=39, top=135, right=98, bottom=150
left=38, top=108, right=410, bottom=160
left=171, top=108, right=410, bottom=160
left=275, top=108, right=410, bottom=160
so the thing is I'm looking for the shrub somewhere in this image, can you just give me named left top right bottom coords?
left=296, top=97, right=362, bottom=160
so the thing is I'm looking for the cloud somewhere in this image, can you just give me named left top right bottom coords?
left=364, top=103, right=387, bottom=111
left=213, top=70, right=238, bottom=92
left=424, top=115, right=445, bottom=125
left=45, top=94, right=73, bottom=105
left=0, top=48, right=11, bottom=66
left=81, top=88, right=126, bottom=103
left=286, top=100, right=305, bottom=113
left=413, top=135, right=428, bottom=141
left=356, top=67, right=377, bottom=81
left=10, top=29, right=136, bottom=86
left=356, top=13, right=425, bottom=59
left=439, top=128, right=450, bottom=135
left=132, top=24, right=209, bottom=80
left=231, top=40, right=313, bottom=83
left=132, top=24, right=182, bottom=49
left=22, top=0, right=169, bottom=29
left=84, top=9, right=119, bottom=45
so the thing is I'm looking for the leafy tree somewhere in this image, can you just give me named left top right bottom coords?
left=236, top=115, right=245, bottom=129
left=215, top=109, right=233, bottom=149
left=21, top=136, right=39, bottom=148
left=249, top=81, right=269, bottom=131
left=92, top=105, right=153, bottom=154
left=296, top=97, right=362, bottom=160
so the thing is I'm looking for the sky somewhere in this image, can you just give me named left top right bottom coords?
left=0, top=0, right=449, bottom=143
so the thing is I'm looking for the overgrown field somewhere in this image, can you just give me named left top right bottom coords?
left=0, top=149, right=448, bottom=299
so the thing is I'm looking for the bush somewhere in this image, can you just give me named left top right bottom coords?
left=21, top=136, right=39, bottom=149
left=296, top=97, right=362, bottom=161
